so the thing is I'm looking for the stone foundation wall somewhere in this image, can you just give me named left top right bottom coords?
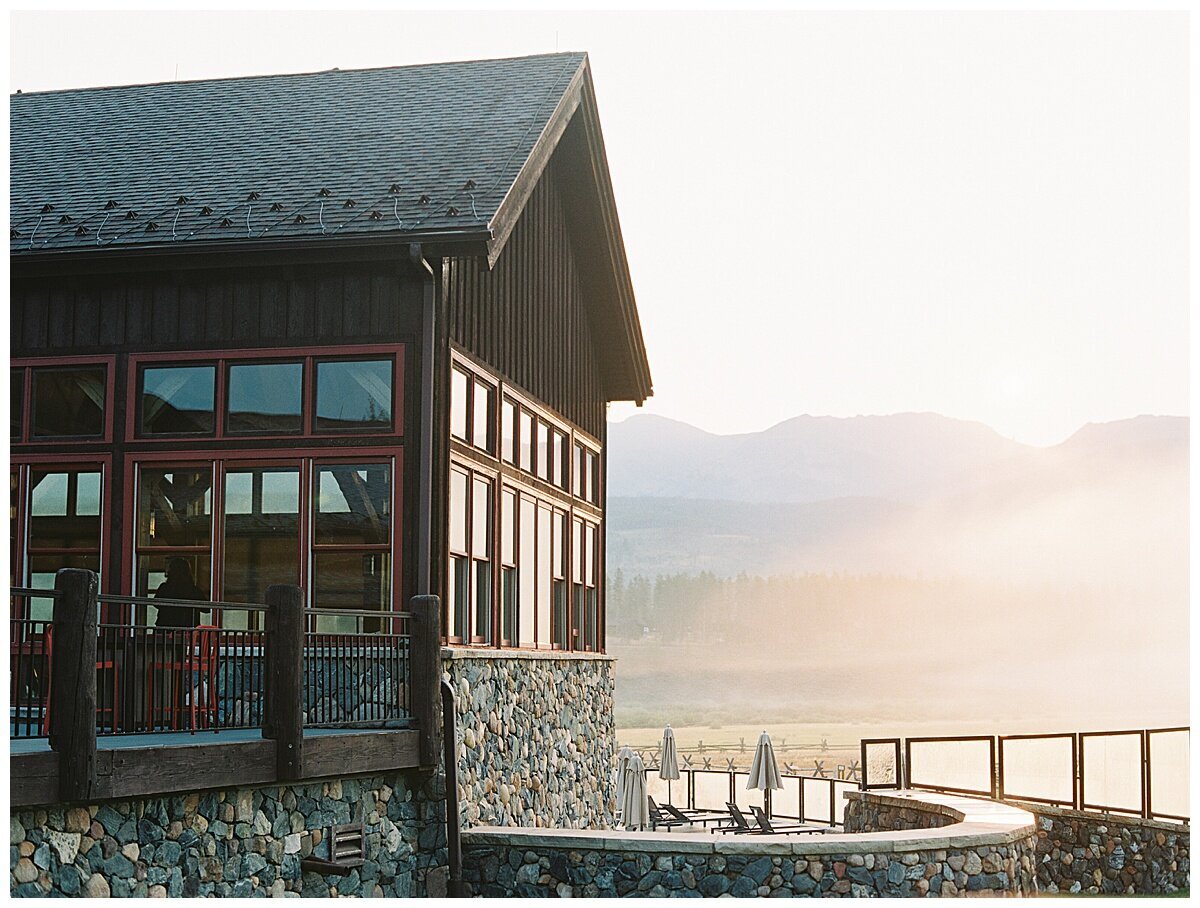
left=9, top=770, right=447, bottom=898
left=443, top=649, right=614, bottom=830
left=1014, top=802, right=1189, bottom=895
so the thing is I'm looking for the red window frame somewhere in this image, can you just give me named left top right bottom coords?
left=126, top=344, right=405, bottom=442
left=121, top=447, right=404, bottom=632
left=11, top=355, right=118, bottom=445
left=10, top=453, right=114, bottom=618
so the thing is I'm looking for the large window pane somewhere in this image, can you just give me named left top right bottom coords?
left=136, top=555, right=212, bottom=623
left=536, top=423, right=550, bottom=481
left=222, top=467, right=300, bottom=607
left=472, top=477, right=491, bottom=558
left=450, top=368, right=469, bottom=441
left=519, top=411, right=533, bottom=472
left=449, top=470, right=468, bottom=554
left=314, top=464, right=390, bottom=545
left=140, top=366, right=215, bottom=435
left=449, top=556, right=469, bottom=639
left=473, top=382, right=494, bottom=453
left=537, top=505, right=551, bottom=646
left=501, top=489, right=515, bottom=566
left=313, top=551, right=389, bottom=624
left=27, top=553, right=102, bottom=621
left=519, top=497, right=536, bottom=646
left=137, top=468, right=212, bottom=547
left=501, top=399, right=516, bottom=464
left=227, top=362, right=302, bottom=434
left=29, top=470, right=103, bottom=548
left=31, top=367, right=106, bottom=438
left=315, top=359, right=392, bottom=432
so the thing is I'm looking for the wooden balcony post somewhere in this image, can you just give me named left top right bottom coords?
left=409, top=595, right=441, bottom=767
left=264, top=584, right=304, bottom=780
left=49, top=568, right=99, bottom=802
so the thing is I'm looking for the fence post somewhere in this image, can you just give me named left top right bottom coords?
left=49, top=568, right=98, bottom=802
left=410, top=595, right=442, bottom=767
left=264, top=584, right=304, bottom=780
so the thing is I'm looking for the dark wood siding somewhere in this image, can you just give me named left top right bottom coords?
left=11, top=261, right=420, bottom=356
left=444, top=163, right=605, bottom=439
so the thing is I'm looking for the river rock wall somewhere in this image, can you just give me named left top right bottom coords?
left=443, top=649, right=615, bottom=830
left=9, top=771, right=446, bottom=898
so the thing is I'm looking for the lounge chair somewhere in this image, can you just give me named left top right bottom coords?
left=662, top=801, right=724, bottom=830
left=750, top=805, right=828, bottom=835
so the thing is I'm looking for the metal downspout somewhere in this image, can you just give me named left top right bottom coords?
left=408, top=243, right=436, bottom=595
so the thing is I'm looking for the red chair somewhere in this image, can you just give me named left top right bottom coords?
left=39, top=626, right=120, bottom=735
left=146, top=625, right=220, bottom=733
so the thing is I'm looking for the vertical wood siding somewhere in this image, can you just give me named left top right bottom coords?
left=444, top=165, right=606, bottom=438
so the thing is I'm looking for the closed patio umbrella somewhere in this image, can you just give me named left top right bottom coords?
left=746, top=730, right=783, bottom=812
left=659, top=725, right=680, bottom=805
left=613, top=744, right=633, bottom=820
left=622, top=751, right=650, bottom=831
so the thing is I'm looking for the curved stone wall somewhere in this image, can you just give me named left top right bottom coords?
left=443, top=649, right=615, bottom=830
left=462, top=790, right=1041, bottom=897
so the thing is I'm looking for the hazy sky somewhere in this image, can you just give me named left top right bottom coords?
left=10, top=11, right=1189, bottom=446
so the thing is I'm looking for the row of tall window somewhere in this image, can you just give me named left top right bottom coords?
left=10, top=459, right=395, bottom=631
left=447, top=464, right=600, bottom=651
left=11, top=351, right=400, bottom=443
left=450, top=358, right=601, bottom=506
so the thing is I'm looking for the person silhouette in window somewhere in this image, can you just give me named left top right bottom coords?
left=153, top=557, right=207, bottom=628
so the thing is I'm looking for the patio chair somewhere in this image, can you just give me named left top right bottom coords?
left=147, top=625, right=219, bottom=733
left=750, top=805, right=829, bottom=835
left=647, top=798, right=695, bottom=831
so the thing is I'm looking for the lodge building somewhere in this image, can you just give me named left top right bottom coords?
left=9, top=52, right=650, bottom=897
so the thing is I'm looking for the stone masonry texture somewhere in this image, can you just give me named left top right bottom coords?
left=9, top=771, right=447, bottom=898
left=1017, top=802, right=1189, bottom=895
left=444, top=652, right=615, bottom=830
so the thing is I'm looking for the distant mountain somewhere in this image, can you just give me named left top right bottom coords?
left=605, top=413, right=1188, bottom=587
left=607, top=412, right=1031, bottom=503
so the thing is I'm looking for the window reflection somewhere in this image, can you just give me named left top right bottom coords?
left=223, top=467, right=300, bottom=614
left=315, top=360, right=392, bottom=432
left=314, top=464, right=391, bottom=545
left=140, top=366, right=216, bottom=435
left=25, top=469, right=104, bottom=621
left=227, top=363, right=302, bottom=434
left=31, top=367, right=106, bottom=438
left=473, top=382, right=493, bottom=453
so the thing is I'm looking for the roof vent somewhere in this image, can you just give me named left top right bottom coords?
left=176, top=196, right=191, bottom=206
left=247, top=191, right=261, bottom=201
left=317, top=188, right=333, bottom=198
left=104, top=200, right=119, bottom=210
left=39, top=204, right=54, bottom=214
left=418, top=194, right=431, bottom=206
left=145, top=222, right=159, bottom=232
left=58, top=215, right=73, bottom=225
left=388, top=183, right=402, bottom=194
left=368, top=210, right=383, bottom=221
left=125, top=210, right=139, bottom=220
left=199, top=206, right=214, bottom=216
left=446, top=206, right=460, bottom=216
left=270, top=202, right=284, bottom=212
left=343, top=199, right=356, bottom=208
left=10, top=228, right=20, bottom=238
left=74, top=225, right=88, bottom=236
left=219, top=217, right=234, bottom=228
left=462, top=179, right=476, bottom=191
left=294, top=214, right=307, bottom=224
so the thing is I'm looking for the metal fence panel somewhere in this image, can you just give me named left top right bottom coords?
left=861, top=738, right=901, bottom=790
left=906, top=736, right=995, bottom=797
left=1080, top=731, right=1144, bottom=816
left=998, top=733, right=1076, bottom=807
left=1146, top=728, right=1189, bottom=821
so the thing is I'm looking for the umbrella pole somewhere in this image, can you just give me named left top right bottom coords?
left=667, top=779, right=672, bottom=805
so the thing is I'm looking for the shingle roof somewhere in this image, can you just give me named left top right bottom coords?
left=10, top=52, right=586, bottom=255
